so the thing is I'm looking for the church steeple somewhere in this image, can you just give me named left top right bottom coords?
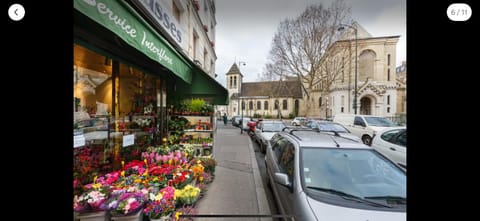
left=225, top=63, right=243, bottom=93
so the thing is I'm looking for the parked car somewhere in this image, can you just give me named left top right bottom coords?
left=305, top=120, right=362, bottom=143
left=254, top=121, right=286, bottom=153
left=231, top=115, right=241, bottom=127
left=333, top=114, right=396, bottom=145
left=371, top=127, right=406, bottom=169
left=239, top=117, right=253, bottom=131
left=291, top=117, right=306, bottom=126
left=265, top=129, right=406, bottom=221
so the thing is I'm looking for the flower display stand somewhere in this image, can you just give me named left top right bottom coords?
left=77, top=211, right=110, bottom=221
left=111, top=210, right=143, bottom=221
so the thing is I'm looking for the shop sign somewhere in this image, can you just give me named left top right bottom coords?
left=74, top=135, right=86, bottom=148
left=123, top=134, right=135, bottom=147
left=74, top=0, right=192, bottom=84
left=136, top=0, right=184, bottom=47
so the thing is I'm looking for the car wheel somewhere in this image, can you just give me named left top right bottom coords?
left=292, top=122, right=297, bottom=126
left=362, top=135, right=372, bottom=146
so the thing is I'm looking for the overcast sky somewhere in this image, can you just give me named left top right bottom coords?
left=213, top=0, right=406, bottom=86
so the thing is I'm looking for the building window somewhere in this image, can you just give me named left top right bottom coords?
left=203, top=48, right=208, bottom=70
left=341, top=107, right=344, bottom=113
left=341, top=95, right=345, bottom=106
left=242, top=101, right=245, bottom=110
left=229, top=76, right=232, bottom=88
left=274, top=100, right=279, bottom=110
left=264, top=101, right=268, bottom=110
left=257, top=101, right=261, bottom=110
left=341, top=57, right=345, bottom=82
left=319, top=97, right=322, bottom=107
left=387, top=95, right=390, bottom=105
left=249, top=101, right=253, bottom=110
left=388, top=68, right=390, bottom=81
left=234, top=76, right=237, bottom=88
left=388, top=54, right=391, bottom=66
left=387, top=107, right=390, bottom=113
left=282, top=100, right=288, bottom=110
left=359, top=50, right=376, bottom=81
left=172, top=0, right=181, bottom=22
left=193, top=31, right=198, bottom=60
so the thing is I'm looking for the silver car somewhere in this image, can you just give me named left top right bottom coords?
left=254, top=121, right=286, bottom=153
left=265, top=130, right=406, bottom=221
left=305, top=120, right=362, bottom=143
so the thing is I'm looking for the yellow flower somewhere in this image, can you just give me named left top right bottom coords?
left=175, top=212, right=182, bottom=220
left=134, top=178, right=142, bottom=183
left=92, top=183, right=102, bottom=190
left=154, top=192, right=163, bottom=201
left=121, top=171, right=125, bottom=177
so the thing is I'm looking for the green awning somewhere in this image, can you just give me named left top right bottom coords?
left=174, top=65, right=229, bottom=105
left=74, top=0, right=192, bottom=83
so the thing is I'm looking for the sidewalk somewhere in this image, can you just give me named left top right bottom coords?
left=195, top=122, right=271, bottom=221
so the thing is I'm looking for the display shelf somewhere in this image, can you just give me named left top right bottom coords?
left=168, top=114, right=215, bottom=157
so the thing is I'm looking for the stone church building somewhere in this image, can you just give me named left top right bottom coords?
left=306, top=22, right=401, bottom=118
left=223, top=63, right=303, bottom=118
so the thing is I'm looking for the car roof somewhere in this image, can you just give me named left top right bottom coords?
left=279, top=130, right=371, bottom=150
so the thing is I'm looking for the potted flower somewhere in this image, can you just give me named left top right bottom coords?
left=107, top=189, right=147, bottom=221
left=74, top=182, right=110, bottom=221
left=143, top=186, right=176, bottom=221
left=174, top=185, right=201, bottom=206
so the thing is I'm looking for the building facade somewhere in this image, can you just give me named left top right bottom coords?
left=132, top=0, right=217, bottom=77
left=224, top=63, right=303, bottom=118
left=306, top=23, right=400, bottom=118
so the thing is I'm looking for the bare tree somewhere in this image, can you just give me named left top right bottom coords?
left=262, top=0, right=352, bottom=116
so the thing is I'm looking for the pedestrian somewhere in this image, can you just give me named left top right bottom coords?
left=223, top=113, right=227, bottom=125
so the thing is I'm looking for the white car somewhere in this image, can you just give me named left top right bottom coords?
left=291, top=117, right=306, bottom=126
left=254, top=121, right=286, bottom=153
left=371, top=127, right=406, bottom=169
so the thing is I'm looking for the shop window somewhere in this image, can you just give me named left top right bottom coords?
left=264, top=101, right=269, bottom=110
left=274, top=100, right=279, bottom=110
left=283, top=100, right=288, bottom=110
left=249, top=101, right=253, bottom=110
left=257, top=101, right=261, bottom=110
left=74, top=44, right=113, bottom=116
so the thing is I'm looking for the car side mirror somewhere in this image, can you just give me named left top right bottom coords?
left=274, top=172, right=293, bottom=192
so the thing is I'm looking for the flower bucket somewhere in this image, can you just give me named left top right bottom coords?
left=111, top=210, right=143, bottom=221
left=149, top=213, right=172, bottom=221
left=77, top=210, right=110, bottom=221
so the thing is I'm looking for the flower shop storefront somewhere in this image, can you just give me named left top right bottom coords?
left=74, top=1, right=227, bottom=220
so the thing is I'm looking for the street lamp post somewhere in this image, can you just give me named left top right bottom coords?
left=338, top=24, right=358, bottom=114
left=238, top=61, right=246, bottom=134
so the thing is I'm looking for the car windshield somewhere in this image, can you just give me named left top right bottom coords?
left=301, top=148, right=405, bottom=203
left=317, top=123, right=349, bottom=133
left=364, top=117, right=395, bottom=127
left=263, top=123, right=285, bottom=132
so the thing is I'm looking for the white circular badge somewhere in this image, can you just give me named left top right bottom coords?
left=8, top=4, right=25, bottom=21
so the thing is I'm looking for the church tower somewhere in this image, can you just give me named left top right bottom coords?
left=225, top=63, right=243, bottom=116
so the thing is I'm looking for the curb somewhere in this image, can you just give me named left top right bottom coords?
left=248, top=135, right=272, bottom=221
